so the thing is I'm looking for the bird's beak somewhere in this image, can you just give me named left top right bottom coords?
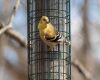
left=47, top=21, right=50, bottom=24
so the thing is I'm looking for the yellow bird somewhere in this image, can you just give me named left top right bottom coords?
left=38, top=16, right=70, bottom=50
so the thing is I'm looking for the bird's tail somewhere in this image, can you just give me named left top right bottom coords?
left=64, top=38, right=71, bottom=45
left=58, top=37, right=70, bottom=45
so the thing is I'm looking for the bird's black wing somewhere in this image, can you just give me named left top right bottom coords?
left=45, top=32, right=62, bottom=42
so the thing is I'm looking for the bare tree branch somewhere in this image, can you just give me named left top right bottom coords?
left=0, top=23, right=27, bottom=48
left=0, top=23, right=12, bottom=35
left=81, top=0, right=90, bottom=52
left=72, top=60, right=95, bottom=80
left=5, top=28, right=27, bottom=47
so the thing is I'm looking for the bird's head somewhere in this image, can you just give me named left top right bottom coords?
left=40, top=16, right=50, bottom=25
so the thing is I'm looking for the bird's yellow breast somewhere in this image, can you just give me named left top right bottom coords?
left=44, top=23, right=57, bottom=37
left=38, top=22, right=57, bottom=40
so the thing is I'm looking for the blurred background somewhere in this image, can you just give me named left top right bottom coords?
left=71, top=0, right=100, bottom=80
left=0, top=0, right=27, bottom=80
left=0, top=0, right=100, bottom=80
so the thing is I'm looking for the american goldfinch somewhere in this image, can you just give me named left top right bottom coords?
left=38, top=16, right=70, bottom=50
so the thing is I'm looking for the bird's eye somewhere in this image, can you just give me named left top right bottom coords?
left=43, top=19, right=46, bottom=21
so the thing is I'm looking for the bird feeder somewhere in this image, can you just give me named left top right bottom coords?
left=27, top=0, right=71, bottom=80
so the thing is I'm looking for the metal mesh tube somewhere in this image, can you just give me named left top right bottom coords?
left=27, top=0, right=71, bottom=80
